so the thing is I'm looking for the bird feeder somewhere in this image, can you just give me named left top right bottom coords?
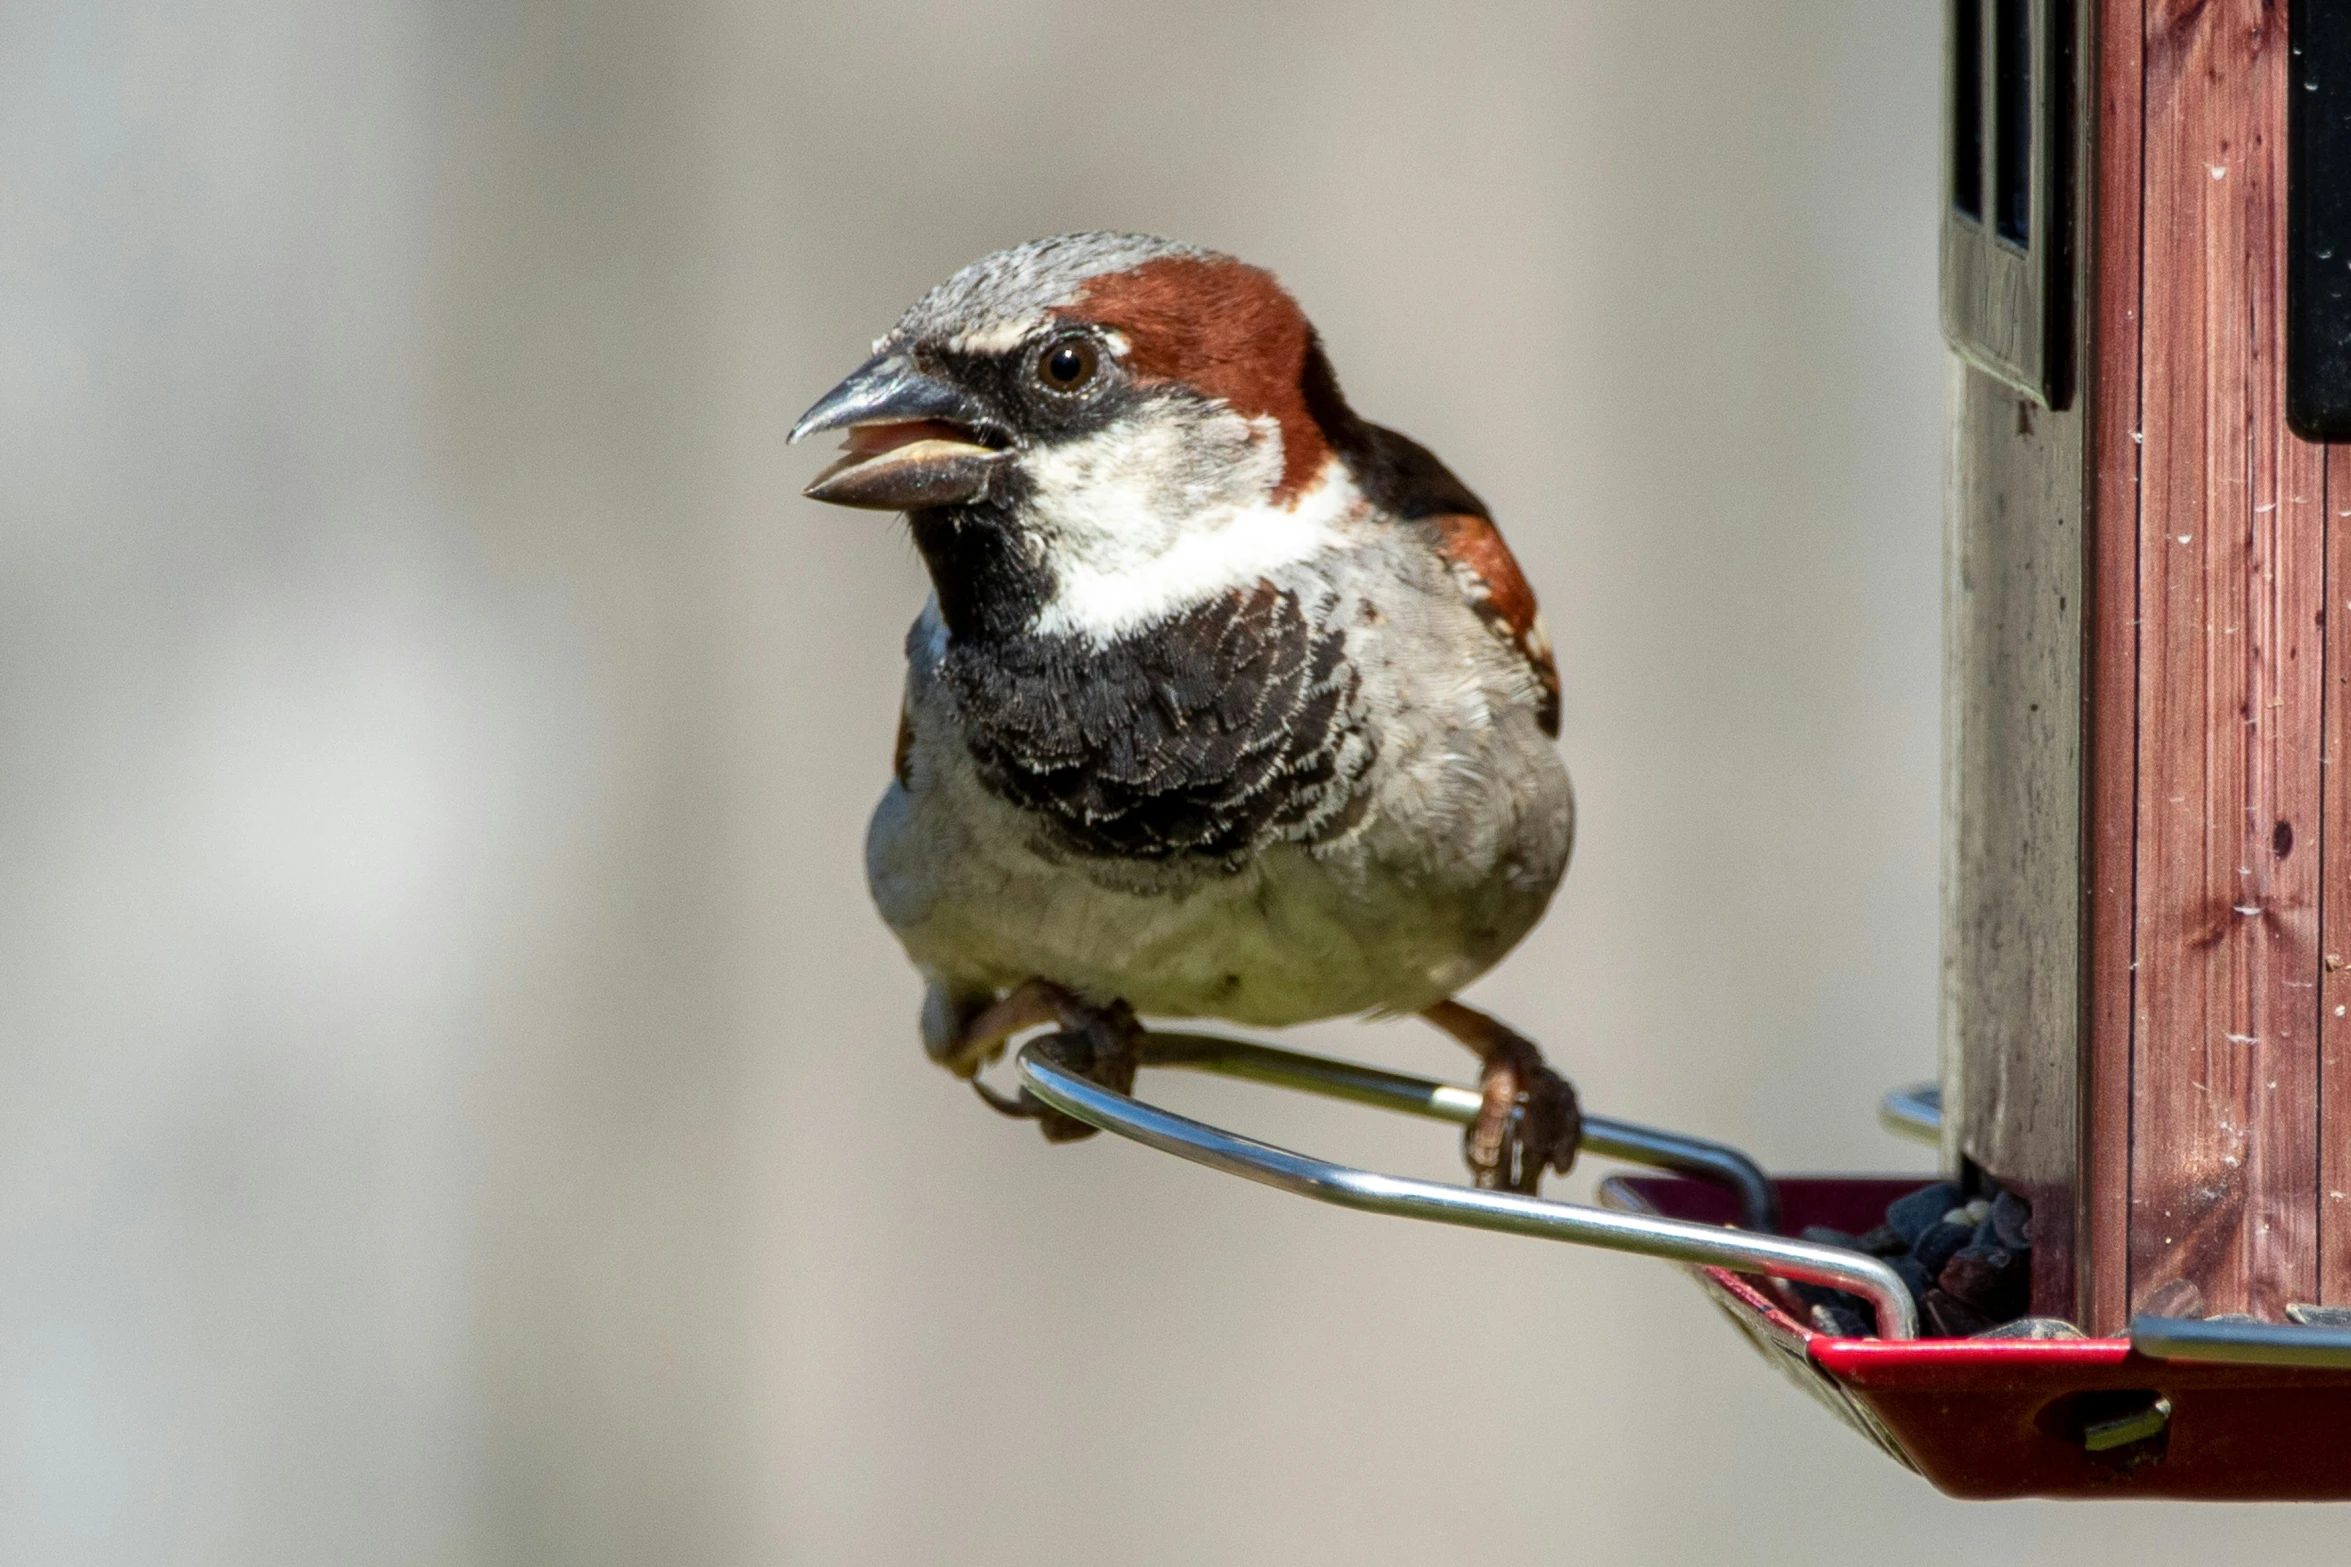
left=1010, top=0, right=2351, bottom=1499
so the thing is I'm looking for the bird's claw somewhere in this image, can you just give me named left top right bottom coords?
left=962, top=986, right=1141, bottom=1144
left=1464, top=1031, right=1582, bottom=1193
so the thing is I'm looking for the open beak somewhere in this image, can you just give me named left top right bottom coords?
left=789, top=352, right=1006, bottom=511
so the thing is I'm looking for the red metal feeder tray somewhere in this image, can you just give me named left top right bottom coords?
left=1605, top=1175, right=2351, bottom=1499
left=1015, top=1035, right=2351, bottom=1502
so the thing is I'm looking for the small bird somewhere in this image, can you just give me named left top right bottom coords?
left=792, top=233, right=1579, bottom=1191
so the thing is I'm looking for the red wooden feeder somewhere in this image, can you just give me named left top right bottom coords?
left=1009, top=0, right=2351, bottom=1502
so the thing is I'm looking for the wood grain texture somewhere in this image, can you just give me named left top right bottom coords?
left=1944, top=0, right=2109, bottom=1326
left=2081, top=0, right=2144, bottom=1337
left=2324, top=445, right=2351, bottom=1299
left=1943, top=359, right=2084, bottom=1320
left=2130, top=0, right=2324, bottom=1320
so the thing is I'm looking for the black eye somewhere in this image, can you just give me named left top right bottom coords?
left=1036, top=337, right=1100, bottom=392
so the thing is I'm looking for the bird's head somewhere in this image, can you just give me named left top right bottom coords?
left=791, top=233, right=1366, bottom=641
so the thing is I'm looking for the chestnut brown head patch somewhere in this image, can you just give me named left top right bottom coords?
left=1065, top=257, right=1333, bottom=503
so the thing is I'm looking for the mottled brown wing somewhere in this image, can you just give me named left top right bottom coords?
left=1430, top=512, right=1561, bottom=738
left=1336, top=419, right=1560, bottom=740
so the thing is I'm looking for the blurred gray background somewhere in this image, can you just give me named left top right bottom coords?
left=5, top=2, right=2346, bottom=1563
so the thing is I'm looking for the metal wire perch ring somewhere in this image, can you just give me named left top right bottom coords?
left=1017, top=1033, right=1920, bottom=1341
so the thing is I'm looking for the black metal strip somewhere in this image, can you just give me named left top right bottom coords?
left=2290, top=0, right=2351, bottom=441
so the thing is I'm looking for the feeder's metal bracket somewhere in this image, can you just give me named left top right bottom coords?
left=2133, top=1314, right=2351, bottom=1369
left=1017, top=1032, right=1920, bottom=1341
left=1878, top=1081, right=1942, bottom=1145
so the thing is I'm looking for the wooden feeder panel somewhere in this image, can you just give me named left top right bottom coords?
left=1945, top=0, right=2351, bottom=1336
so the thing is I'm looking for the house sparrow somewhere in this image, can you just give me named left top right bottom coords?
left=792, top=233, right=1578, bottom=1192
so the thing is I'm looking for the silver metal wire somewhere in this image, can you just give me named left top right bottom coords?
left=1019, top=1040, right=1920, bottom=1340
left=1134, top=1032, right=1782, bottom=1233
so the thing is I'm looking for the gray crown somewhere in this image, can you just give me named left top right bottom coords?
left=890, top=232, right=1221, bottom=345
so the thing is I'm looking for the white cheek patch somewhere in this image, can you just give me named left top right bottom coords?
left=1027, top=435, right=1363, bottom=641
left=1038, top=504, right=1349, bottom=639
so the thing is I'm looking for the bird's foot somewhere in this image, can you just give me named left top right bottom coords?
left=934, top=977, right=1071, bottom=1078
left=1468, top=1032, right=1582, bottom=1193
left=1423, top=1000, right=1582, bottom=1193
left=960, top=979, right=1141, bottom=1144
